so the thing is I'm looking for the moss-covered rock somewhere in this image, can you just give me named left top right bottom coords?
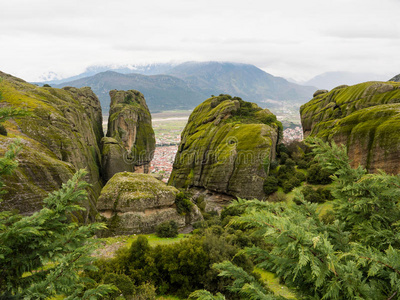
left=168, top=95, right=281, bottom=201
left=102, top=90, right=155, bottom=181
left=97, top=172, right=202, bottom=235
left=0, top=71, right=104, bottom=219
left=300, top=81, right=400, bottom=174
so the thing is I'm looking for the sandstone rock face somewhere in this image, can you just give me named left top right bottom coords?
left=301, top=81, right=400, bottom=174
left=102, top=90, right=155, bottom=181
left=169, top=95, right=281, bottom=201
left=0, top=71, right=103, bottom=219
left=97, top=172, right=202, bottom=235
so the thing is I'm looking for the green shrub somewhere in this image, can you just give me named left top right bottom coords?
left=295, top=185, right=333, bottom=204
left=285, top=158, right=296, bottom=169
left=156, top=220, right=179, bottom=238
left=103, top=273, right=135, bottom=298
left=194, top=195, right=206, bottom=212
left=306, top=163, right=332, bottom=184
left=279, top=152, right=289, bottom=164
left=268, top=191, right=287, bottom=202
left=295, top=171, right=306, bottom=182
left=263, top=176, right=279, bottom=195
left=133, top=282, right=156, bottom=300
left=0, top=124, right=7, bottom=136
left=124, top=93, right=134, bottom=104
left=282, top=176, right=301, bottom=193
left=175, top=192, right=193, bottom=215
left=297, top=159, right=308, bottom=169
left=269, top=159, right=279, bottom=171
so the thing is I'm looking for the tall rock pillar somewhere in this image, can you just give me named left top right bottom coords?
left=101, top=90, right=155, bottom=181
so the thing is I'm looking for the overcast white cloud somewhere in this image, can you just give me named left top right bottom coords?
left=0, top=0, right=399, bottom=81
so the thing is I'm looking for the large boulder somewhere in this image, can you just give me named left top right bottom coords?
left=300, top=81, right=400, bottom=174
left=102, top=90, right=155, bottom=181
left=97, top=172, right=202, bottom=235
left=168, top=95, right=281, bottom=201
left=0, top=71, right=104, bottom=220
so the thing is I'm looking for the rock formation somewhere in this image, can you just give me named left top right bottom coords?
left=0, top=71, right=103, bottom=219
left=301, top=81, right=400, bottom=174
left=97, top=172, right=202, bottom=235
left=101, top=90, right=155, bottom=181
left=169, top=94, right=281, bottom=203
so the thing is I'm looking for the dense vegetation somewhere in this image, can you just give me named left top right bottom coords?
left=191, top=138, right=400, bottom=299
left=2, top=101, right=400, bottom=299
left=86, top=212, right=267, bottom=299
left=264, top=140, right=333, bottom=199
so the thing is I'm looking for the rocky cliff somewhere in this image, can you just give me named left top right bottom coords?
left=169, top=94, right=281, bottom=201
left=97, top=172, right=202, bottom=235
left=301, top=81, right=400, bottom=174
left=102, top=90, right=155, bottom=181
left=0, top=71, right=103, bottom=219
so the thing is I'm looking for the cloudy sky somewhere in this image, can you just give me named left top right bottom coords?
left=1, top=0, right=399, bottom=82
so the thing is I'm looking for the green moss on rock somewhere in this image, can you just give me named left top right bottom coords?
left=0, top=71, right=104, bottom=219
left=102, top=90, right=155, bottom=181
left=169, top=94, right=281, bottom=200
left=97, top=172, right=190, bottom=235
left=300, top=81, right=400, bottom=174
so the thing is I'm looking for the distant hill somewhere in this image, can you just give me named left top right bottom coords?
left=54, top=71, right=205, bottom=112
left=38, top=63, right=177, bottom=85
left=166, top=62, right=316, bottom=103
left=52, top=61, right=316, bottom=113
left=303, top=71, right=384, bottom=90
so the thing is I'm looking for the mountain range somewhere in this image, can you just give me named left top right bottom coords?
left=301, top=71, right=386, bottom=90
left=44, top=62, right=316, bottom=113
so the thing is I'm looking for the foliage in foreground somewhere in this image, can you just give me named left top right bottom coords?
left=191, top=138, right=400, bottom=299
left=0, top=170, right=115, bottom=299
left=87, top=224, right=264, bottom=298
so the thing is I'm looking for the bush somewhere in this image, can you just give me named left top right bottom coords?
left=277, top=143, right=289, bottom=156
left=279, top=152, right=289, bottom=164
left=134, top=282, right=156, bottom=300
left=268, top=192, right=287, bottom=202
left=269, top=160, right=279, bottom=171
left=103, top=273, right=135, bottom=298
left=297, top=159, right=308, bottom=169
left=175, top=192, right=193, bottom=215
left=285, top=158, right=296, bottom=169
left=306, top=163, right=332, bottom=184
left=0, top=124, right=7, bottom=136
left=263, top=176, right=279, bottom=195
left=294, top=171, right=306, bottom=182
left=124, top=93, right=134, bottom=104
left=194, top=195, right=206, bottom=212
left=295, top=185, right=333, bottom=204
left=156, top=220, right=179, bottom=238
left=42, top=84, right=51, bottom=87
left=282, top=176, right=301, bottom=193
